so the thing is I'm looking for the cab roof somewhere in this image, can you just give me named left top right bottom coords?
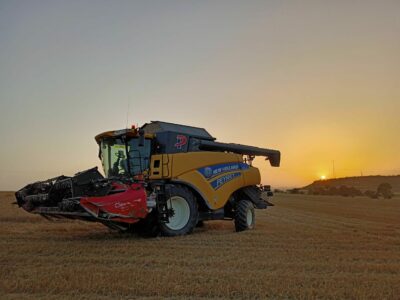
left=141, top=121, right=215, bottom=141
left=95, top=128, right=154, bottom=144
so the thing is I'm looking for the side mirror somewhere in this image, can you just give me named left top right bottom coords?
left=138, top=129, right=145, bottom=147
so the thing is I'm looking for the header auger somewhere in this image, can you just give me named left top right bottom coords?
left=15, top=121, right=280, bottom=236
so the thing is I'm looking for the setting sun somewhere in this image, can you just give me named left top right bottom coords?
left=320, top=175, right=327, bottom=180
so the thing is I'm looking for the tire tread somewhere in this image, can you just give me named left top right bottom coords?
left=234, top=200, right=255, bottom=232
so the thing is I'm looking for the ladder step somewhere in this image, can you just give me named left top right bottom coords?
left=156, top=185, right=169, bottom=223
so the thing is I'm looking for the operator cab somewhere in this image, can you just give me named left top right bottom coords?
left=95, top=129, right=152, bottom=178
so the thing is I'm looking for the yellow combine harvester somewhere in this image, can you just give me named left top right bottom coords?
left=16, top=121, right=280, bottom=236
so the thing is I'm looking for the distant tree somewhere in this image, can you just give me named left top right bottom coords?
left=290, top=188, right=307, bottom=194
left=288, top=188, right=301, bottom=194
left=348, top=187, right=362, bottom=197
left=328, top=186, right=338, bottom=195
left=365, top=190, right=378, bottom=199
left=377, top=183, right=393, bottom=199
left=310, top=187, right=324, bottom=195
left=339, top=185, right=350, bottom=197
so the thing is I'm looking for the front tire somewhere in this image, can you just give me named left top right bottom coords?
left=235, top=200, right=255, bottom=232
left=160, top=185, right=198, bottom=236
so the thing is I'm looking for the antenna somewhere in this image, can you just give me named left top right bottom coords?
left=332, top=160, right=336, bottom=178
left=125, top=100, right=130, bottom=129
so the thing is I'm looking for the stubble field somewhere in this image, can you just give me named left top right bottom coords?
left=0, top=191, right=399, bottom=299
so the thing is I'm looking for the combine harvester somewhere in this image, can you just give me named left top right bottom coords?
left=16, top=121, right=280, bottom=236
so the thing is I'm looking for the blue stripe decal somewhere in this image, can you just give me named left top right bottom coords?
left=198, top=163, right=249, bottom=180
left=210, top=172, right=242, bottom=190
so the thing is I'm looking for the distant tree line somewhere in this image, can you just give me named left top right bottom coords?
left=308, top=185, right=362, bottom=197
left=306, top=183, right=393, bottom=199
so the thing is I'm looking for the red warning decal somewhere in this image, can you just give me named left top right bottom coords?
left=174, top=135, right=187, bottom=149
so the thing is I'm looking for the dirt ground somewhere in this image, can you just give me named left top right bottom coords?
left=0, top=191, right=399, bottom=299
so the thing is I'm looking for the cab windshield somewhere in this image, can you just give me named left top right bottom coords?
left=99, top=137, right=151, bottom=177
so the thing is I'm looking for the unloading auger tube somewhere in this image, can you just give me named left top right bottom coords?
left=15, top=120, right=281, bottom=237
left=197, top=140, right=281, bottom=167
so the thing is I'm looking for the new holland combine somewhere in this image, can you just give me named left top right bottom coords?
left=16, top=121, right=280, bottom=236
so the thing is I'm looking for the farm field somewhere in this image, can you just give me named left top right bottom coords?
left=0, top=191, right=399, bottom=299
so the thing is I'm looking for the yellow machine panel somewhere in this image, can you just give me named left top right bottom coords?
left=149, top=154, right=172, bottom=179
left=149, top=151, right=261, bottom=209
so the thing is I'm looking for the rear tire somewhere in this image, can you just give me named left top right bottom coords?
left=234, top=200, right=255, bottom=232
left=160, top=185, right=198, bottom=236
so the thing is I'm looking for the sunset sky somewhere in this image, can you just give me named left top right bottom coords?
left=0, top=1, right=399, bottom=190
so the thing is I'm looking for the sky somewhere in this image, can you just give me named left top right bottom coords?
left=0, top=0, right=399, bottom=190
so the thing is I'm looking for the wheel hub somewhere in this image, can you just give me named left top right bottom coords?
left=246, top=209, right=253, bottom=227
